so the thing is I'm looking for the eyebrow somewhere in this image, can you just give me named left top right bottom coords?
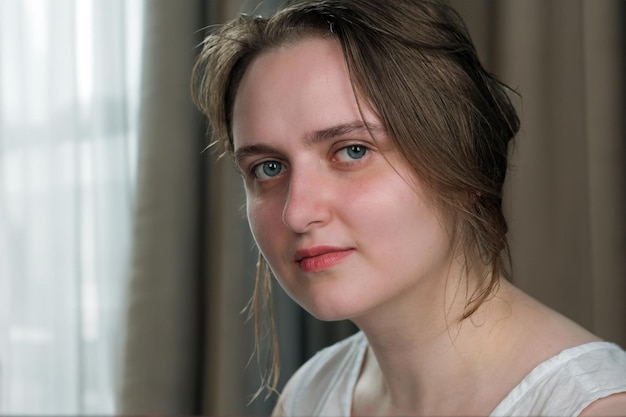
left=304, top=121, right=385, bottom=146
left=234, top=121, right=386, bottom=165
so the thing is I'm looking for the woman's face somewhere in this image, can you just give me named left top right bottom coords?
left=232, top=37, right=455, bottom=322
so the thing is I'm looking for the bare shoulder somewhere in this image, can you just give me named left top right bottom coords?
left=504, top=282, right=600, bottom=347
left=579, top=392, right=626, bottom=416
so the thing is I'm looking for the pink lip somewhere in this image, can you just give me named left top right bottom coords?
left=294, top=246, right=354, bottom=272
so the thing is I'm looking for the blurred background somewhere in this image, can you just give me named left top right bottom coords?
left=0, top=0, right=624, bottom=415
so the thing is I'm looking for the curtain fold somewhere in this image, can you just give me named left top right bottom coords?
left=490, top=0, right=625, bottom=345
left=120, top=0, right=625, bottom=415
left=581, top=0, right=626, bottom=345
left=118, top=0, right=206, bottom=413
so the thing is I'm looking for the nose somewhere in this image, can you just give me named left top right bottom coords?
left=282, top=166, right=331, bottom=233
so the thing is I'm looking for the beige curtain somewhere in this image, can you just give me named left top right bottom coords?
left=501, top=0, right=626, bottom=345
left=452, top=0, right=625, bottom=345
left=120, top=0, right=625, bottom=415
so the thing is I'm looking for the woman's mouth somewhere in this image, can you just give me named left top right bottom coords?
left=294, top=246, right=354, bottom=272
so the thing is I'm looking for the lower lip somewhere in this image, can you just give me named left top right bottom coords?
left=298, top=249, right=354, bottom=272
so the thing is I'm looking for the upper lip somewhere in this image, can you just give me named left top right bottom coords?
left=294, top=245, right=353, bottom=262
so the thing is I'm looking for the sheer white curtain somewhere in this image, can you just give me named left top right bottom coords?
left=0, top=0, right=143, bottom=414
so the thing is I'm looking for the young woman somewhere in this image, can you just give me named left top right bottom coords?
left=191, top=0, right=626, bottom=415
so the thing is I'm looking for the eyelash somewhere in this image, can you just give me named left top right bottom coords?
left=248, top=143, right=371, bottom=181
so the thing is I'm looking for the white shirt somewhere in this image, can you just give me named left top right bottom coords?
left=277, top=331, right=626, bottom=416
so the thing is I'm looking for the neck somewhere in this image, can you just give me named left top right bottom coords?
left=352, top=269, right=518, bottom=416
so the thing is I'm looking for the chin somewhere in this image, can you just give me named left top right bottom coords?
left=277, top=271, right=369, bottom=322
left=299, top=296, right=363, bottom=323
left=307, top=309, right=352, bottom=322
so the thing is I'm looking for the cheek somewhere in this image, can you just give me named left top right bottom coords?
left=348, top=172, right=420, bottom=220
left=246, top=196, right=284, bottom=253
left=351, top=175, right=445, bottom=253
left=246, top=198, right=265, bottom=244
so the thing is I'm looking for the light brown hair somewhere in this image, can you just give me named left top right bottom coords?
left=192, top=0, right=520, bottom=398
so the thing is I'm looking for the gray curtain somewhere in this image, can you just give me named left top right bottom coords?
left=119, top=0, right=625, bottom=415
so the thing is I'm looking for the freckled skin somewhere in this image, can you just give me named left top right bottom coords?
left=232, top=38, right=455, bottom=323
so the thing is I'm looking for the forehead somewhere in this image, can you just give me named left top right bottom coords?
left=231, top=37, right=370, bottom=149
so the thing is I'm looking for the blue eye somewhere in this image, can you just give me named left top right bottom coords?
left=337, top=145, right=368, bottom=161
left=253, top=160, right=284, bottom=179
